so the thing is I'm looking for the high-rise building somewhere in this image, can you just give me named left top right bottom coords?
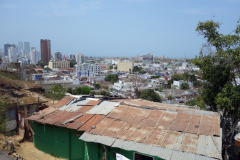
left=76, top=52, right=85, bottom=64
left=40, top=39, right=51, bottom=63
left=4, top=44, right=16, bottom=57
left=70, top=54, right=75, bottom=60
left=8, top=46, right=17, bottom=62
left=31, top=47, right=36, bottom=51
left=24, top=42, right=30, bottom=53
left=54, top=52, right=62, bottom=61
left=30, top=49, right=39, bottom=64
left=18, top=42, right=23, bottom=54
left=142, top=53, right=153, bottom=64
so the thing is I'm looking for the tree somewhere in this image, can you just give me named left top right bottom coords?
left=66, top=87, right=72, bottom=94
left=109, top=65, right=113, bottom=69
left=75, top=87, right=82, bottom=95
left=167, top=95, right=174, bottom=100
left=182, top=72, right=190, bottom=83
left=193, top=18, right=240, bottom=159
left=158, top=85, right=163, bottom=92
left=50, top=84, right=66, bottom=100
left=94, top=83, right=101, bottom=89
left=185, top=99, right=197, bottom=106
left=139, top=89, right=162, bottom=102
left=105, top=74, right=118, bottom=84
left=180, top=82, right=189, bottom=90
left=44, top=67, right=52, bottom=71
left=81, top=86, right=91, bottom=95
left=114, top=66, right=117, bottom=69
left=99, top=90, right=110, bottom=96
left=37, top=62, right=48, bottom=69
left=168, top=74, right=183, bottom=88
left=70, top=61, right=77, bottom=67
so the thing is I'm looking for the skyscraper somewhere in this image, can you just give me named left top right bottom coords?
left=8, top=46, right=17, bottom=62
left=30, top=49, right=39, bottom=64
left=40, top=39, right=51, bottom=63
left=4, top=44, right=16, bottom=57
left=76, top=52, right=85, bottom=64
left=24, top=42, right=30, bottom=53
left=31, top=47, right=36, bottom=51
left=54, top=51, right=62, bottom=61
left=18, top=42, right=23, bottom=54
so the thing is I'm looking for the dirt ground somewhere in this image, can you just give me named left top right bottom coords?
left=15, top=141, right=65, bottom=160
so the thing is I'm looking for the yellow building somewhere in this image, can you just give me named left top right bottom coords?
left=117, top=59, right=134, bottom=72
left=49, top=61, right=70, bottom=69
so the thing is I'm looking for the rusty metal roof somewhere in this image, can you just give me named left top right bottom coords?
left=51, top=96, right=75, bottom=108
left=67, top=114, right=93, bottom=130
left=78, top=115, right=105, bottom=131
left=84, top=104, right=222, bottom=159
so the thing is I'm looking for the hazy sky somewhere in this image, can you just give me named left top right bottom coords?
left=1, top=0, right=240, bottom=58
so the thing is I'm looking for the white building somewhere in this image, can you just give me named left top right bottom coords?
left=76, top=52, right=85, bottom=64
left=8, top=46, right=17, bottom=62
left=172, top=80, right=193, bottom=89
left=30, top=49, right=39, bottom=64
left=76, top=63, right=101, bottom=77
left=18, top=42, right=23, bottom=55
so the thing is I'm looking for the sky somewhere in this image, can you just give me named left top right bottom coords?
left=0, top=0, right=240, bottom=58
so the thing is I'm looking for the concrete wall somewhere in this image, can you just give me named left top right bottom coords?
left=117, top=60, right=134, bottom=72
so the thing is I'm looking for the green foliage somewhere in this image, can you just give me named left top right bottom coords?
left=0, top=99, right=8, bottom=134
left=81, top=86, right=91, bottom=95
left=139, top=89, right=162, bottom=102
left=94, top=83, right=101, bottom=89
left=70, top=61, right=77, bottom=68
left=180, top=83, right=189, bottom=90
left=37, top=62, right=48, bottom=69
left=105, top=74, right=118, bottom=84
left=193, top=80, right=203, bottom=87
left=99, top=90, right=110, bottom=96
left=49, top=84, right=66, bottom=100
left=151, top=75, right=160, bottom=78
left=158, top=85, right=163, bottom=92
left=139, top=70, right=146, bottom=74
left=109, top=65, right=113, bottom=69
left=168, top=74, right=183, bottom=88
left=114, top=66, right=117, bottom=69
left=193, top=18, right=240, bottom=159
left=66, top=87, right=72, bottom=94
left=185, top=99, right=197, bottom=106
left=133, top=66, right=142, bottom=72
left=75, top=87, right=82, bottom=95
left=44, top=67, right=52, bottom=71
left=90, top=91, right=95, bottom=95
left=168, top=95, right=174, bottom=100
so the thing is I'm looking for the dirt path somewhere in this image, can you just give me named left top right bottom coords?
left=15, top=142, right=64, bottom=160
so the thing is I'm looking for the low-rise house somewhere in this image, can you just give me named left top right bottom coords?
left=27, top=97, right=222, bottom=160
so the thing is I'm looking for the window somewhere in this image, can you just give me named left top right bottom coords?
left=134, top=153, right=153, bottom=160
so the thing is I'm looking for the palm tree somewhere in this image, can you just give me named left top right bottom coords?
left=182, top=72, right=190, bottom=83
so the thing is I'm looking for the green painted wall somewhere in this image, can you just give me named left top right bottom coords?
left=33, top=122, right=164, bottom=160
left=33, top=122, right=84, bottom=160
left=85, top=142, right=164, bottom=160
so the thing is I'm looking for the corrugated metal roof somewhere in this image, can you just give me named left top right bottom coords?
left=170, top=112, right=191, bottom=132
left=95, top=136, right=116, bottom=146
left=180, top=133, right=199, bottom=153
left=101, top=120, right=126, bottom=138
left=148, top=146, right=162, bottom=157
left=66, top=114, right=93, bottom=130
left=198, top=115, right=220, bottom=136
left=78, top=115, right=105, bottom=131
left=27, top=107, right=57, bottom=121
left=114, top=123, right=138, bottom=141
left=51, top=96, right=75, bottom=108
left=58, top=99, right=90, bottom=111
left=140, top=110, right=163, bottom=127
left=127, top=108, right=151, bottom=125
left=86, top=101, right=119, bottom=115
left=127, top=126, right=153, bottom=143
left=156, top=111, right=177, bottom=130
left=157, top=148, right=173, bottom=160
left=107, top=105, right=128, bottom=119
left=89, top=117, right=114, bottom=134
left=137, top=143, right=153, bottom=155
left=185, top=114, right=201, bottom=134
left=161, top=131, right=184, bottom=150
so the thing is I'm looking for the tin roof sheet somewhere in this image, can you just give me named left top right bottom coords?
left=161, top=131, right=184, bottom=150
left=67, top=114, right=93, bottom=130
left=198, top=115, right=220, bottom=136
left=185, top=114, right=201, bottom=134
left=51, top=96, right=74, bottom=108
left=54, top=112, right=82, bottom=127
left=127, top=126, right=153, bottom=143
left=155, top=111, right=177, bottom=130
left=114, top=123, right=138, bottom=141
left=157, top=148, right=173, bottom=160
left=78, top=114, right=105, bottom=131
left=27, top=107, right=57, bottom=121
left=140, top=110, right=163, bottom=127
left=180, top=133, right=199, bottom=153
left=86, top=101, right=119, bottom=115
left=117, top=107, right=139, bottom=122
left=89, top=117, right=114, bottom=134
left=106, top=105, right=128, bottom=119
left=127, top=108, right=151, bottom=125
left=144, top=128, right=166, bottom=146
left=101, top=120, right=126, bottom=137
left=95, top=136, right=116, bottom=146
left=170, top=112, right=191, bottom=132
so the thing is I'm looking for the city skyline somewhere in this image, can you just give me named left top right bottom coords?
left=1, top=0, right=240, bottom=58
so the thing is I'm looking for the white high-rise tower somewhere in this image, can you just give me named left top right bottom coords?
left=8, top=46, right=17, bottom=62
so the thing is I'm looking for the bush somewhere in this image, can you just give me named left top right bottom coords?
left=81, top=86, right=91, bottom=95
left=140, top=89, right=162, bottom=102
left=94, top=83, right=101, bottom=89
left=185, top=99, right=197, bottom=106
left=180, top=83, right=189, bottom=90
left=99, top=90, right=110, bottom=96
